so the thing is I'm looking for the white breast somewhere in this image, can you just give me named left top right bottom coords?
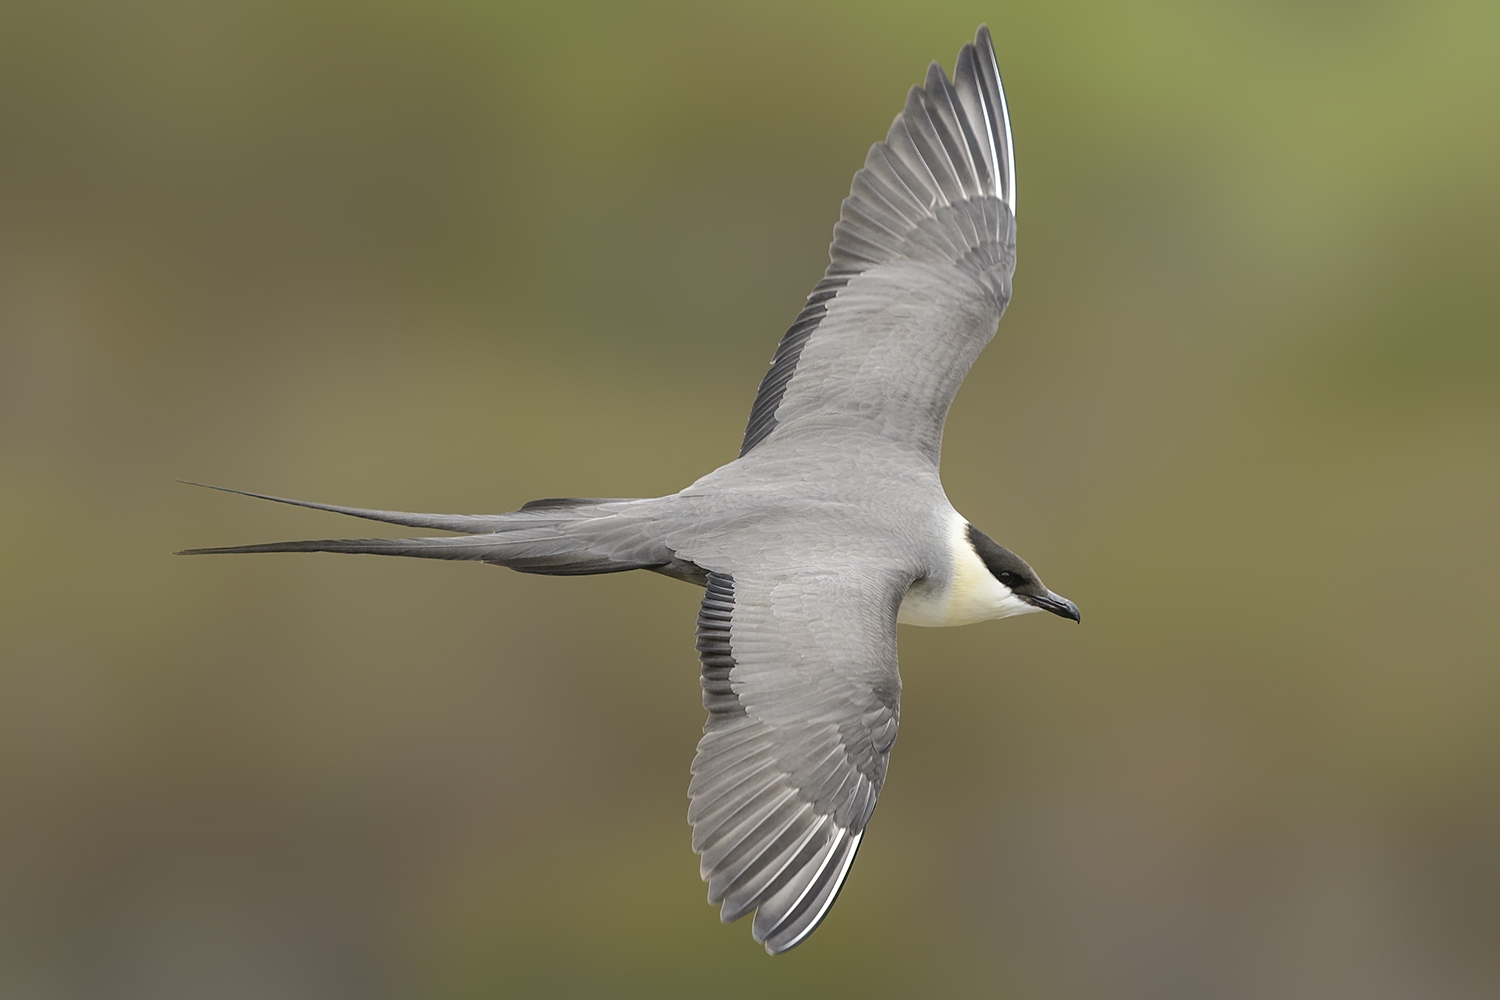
left=897, top=513, right=1039, bottom=627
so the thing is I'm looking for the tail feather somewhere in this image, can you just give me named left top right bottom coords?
left=176, top=536, right=496, bottom=560
left=177, top=483, right=686, bottom=577
left=176, top=481, right=517, bottom=534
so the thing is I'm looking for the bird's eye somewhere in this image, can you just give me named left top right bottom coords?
left=997, top=571, right=1016, bottom=586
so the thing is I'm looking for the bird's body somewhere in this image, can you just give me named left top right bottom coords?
left=183, top=25, right=1078, bottom=954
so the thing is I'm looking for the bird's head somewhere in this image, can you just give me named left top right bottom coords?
left=966, top=524, right=1080, bottom=622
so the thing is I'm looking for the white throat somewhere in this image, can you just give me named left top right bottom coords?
left=898, top=513, right=1039, bottom=627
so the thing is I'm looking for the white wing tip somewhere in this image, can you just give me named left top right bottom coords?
left=975, top=25, right=1016, bottom=216
left=759, top=829, right=864, bottom=954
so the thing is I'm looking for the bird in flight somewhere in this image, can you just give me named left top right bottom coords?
left=182, top=24, right=1079, bottom=954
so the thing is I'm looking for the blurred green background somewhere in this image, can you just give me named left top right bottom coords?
left=3, top=1, right=1498, bottom=997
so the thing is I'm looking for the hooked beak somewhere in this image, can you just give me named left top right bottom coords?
left=1027, top=590, right=1081, bottom=623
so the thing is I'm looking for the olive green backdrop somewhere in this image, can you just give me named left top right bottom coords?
left=3, top=2, right=1497, bottom=997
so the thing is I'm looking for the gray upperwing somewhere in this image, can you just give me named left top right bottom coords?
left=688, top=565, right=905, bottom=954
left=740, top=24, right=1016, bottom=464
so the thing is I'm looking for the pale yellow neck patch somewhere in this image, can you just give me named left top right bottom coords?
left=898, top=513, right=1039, bottom=627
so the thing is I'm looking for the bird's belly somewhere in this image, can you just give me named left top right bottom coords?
left=897, top=577, right=1013, bottom=627
left=897, top=578, right=966, bottom=626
